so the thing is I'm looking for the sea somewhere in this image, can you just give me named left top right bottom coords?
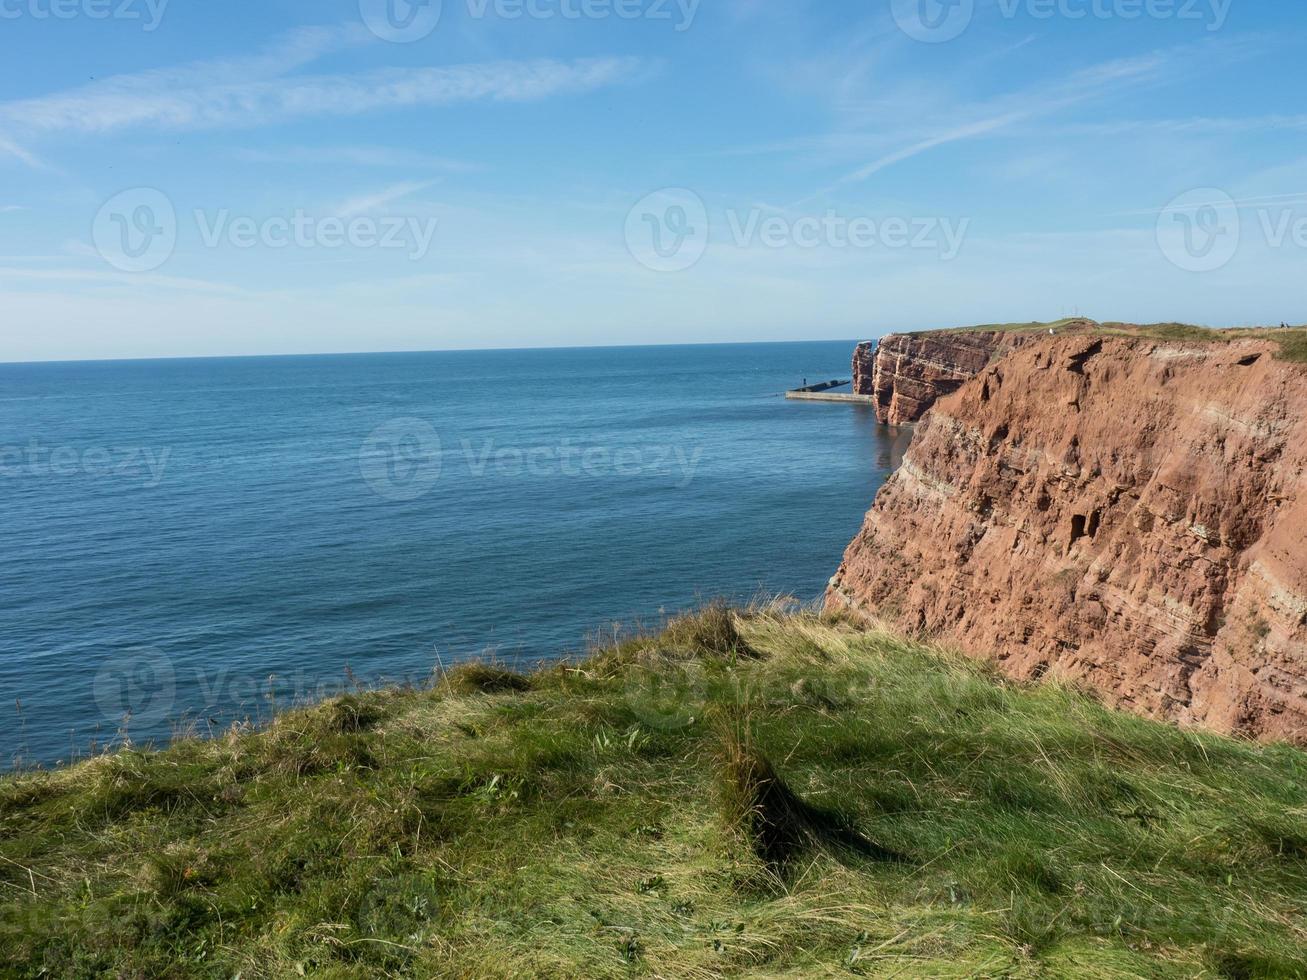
left=0, top=341, right=901, bottom=768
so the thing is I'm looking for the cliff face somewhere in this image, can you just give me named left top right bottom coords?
left=830, top=335, right=1307, bottom=741
left=855, top=331, right=1049, bottom=425
left=851, top=341, right=879, bottom=404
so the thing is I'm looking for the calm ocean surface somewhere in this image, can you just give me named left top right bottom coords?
left=0, top=341, right=897, bottom=767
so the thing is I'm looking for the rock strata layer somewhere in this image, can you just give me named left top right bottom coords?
left=856, top=325, right=1099, bottom=425
left=830, top=334, right=1307, bottom=741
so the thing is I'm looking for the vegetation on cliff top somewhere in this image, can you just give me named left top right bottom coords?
left=938, top=317, right=1089, bottom=335
left=932, top=318, right=1307, bottom=363
left=5, top=605, right=1307, bottom=978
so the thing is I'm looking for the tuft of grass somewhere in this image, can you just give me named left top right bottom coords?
left=660, top=600, right=759, bottom=660
left=5, top=606, right=1307, bottom=977
left=718, top=722, right=905, bottom=874
left=440, top=662, right=533, bottom=696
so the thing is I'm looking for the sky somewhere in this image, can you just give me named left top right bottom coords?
left=0, top=0, right=1304, bottom=361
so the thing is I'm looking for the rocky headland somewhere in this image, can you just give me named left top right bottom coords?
left=833, top=325, right=1307, bottom=741
left=853, top=323, right=1099, bottom=425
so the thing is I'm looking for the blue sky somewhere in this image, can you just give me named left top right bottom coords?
left=0, top=0, right=1304, bottom=361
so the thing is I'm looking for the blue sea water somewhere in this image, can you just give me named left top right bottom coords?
left=0, top=341, right=897, bottom=768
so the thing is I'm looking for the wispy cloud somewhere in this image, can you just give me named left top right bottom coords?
left=0, top=265, right=240, bottom=292
left=334, top=180, right=436, bottom=218
left=766, top=46, right=1181, bottom=211
left=0, top=135, right=46, bottom=169
left=234, top=145, right=478, bottom=171
left=1111, top=192, right=1307, bottom=218
left=1051, top=114, right=1307, bottom=138
left=817, top=52, right=1169, bottom=193
left=837, top=112, right=1028, bottom=185
left=0, top=26, right=644, bottom=142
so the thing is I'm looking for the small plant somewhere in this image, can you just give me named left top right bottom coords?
left=441, top=663, right=532, bottom=695
left=617, top=934, right=642, bottom=962
left=718, top=722, right=904, bottom=873
left=661, top=601, right=758, bottom=660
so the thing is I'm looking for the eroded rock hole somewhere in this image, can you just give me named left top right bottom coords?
left=1069, top=510, right=1101, bottom=548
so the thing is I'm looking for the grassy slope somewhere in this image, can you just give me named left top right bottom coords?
left=934, top=318, right=1307, bottom=364
left=938, top=317, right=1088, bottom=335
left=4, top=607, right=1307, bottom=979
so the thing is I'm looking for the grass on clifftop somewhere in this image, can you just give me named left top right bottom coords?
left=5, top=605, right=1307, bottom=978
left=934, top=318, right=1307, bottom=363
left=938, top=317, right=1088, bottom=335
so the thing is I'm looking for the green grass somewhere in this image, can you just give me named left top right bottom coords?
left=1098, top=321, right=1226, bottom=343
left=927, top=318, right=1307, bottom=365
left=1251, top=328, right=1307, bottom=363
left=5, top=605, right=1307, bottom=978
left=938, top=317, right=1088, bottom=335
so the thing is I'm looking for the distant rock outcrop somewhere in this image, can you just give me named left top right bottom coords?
left=855, top=324, right=1095, bottom=425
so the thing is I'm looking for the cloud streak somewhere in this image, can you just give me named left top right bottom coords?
left=817, top=52, right=1169, bottom=193
left=234, top=145, right=478, bottom=171
left=0, top=26, right=643, bottom=144
left=0, top=135, right=46, bottom=169
left=334, top=181, right=437, bottom=218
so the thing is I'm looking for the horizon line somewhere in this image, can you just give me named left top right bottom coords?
left=0, top=336, right=879, bottom=368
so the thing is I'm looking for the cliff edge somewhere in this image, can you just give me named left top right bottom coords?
left=854, top=321, right=1097, bottom=425
left=830, top=333, right=1307, bottom=741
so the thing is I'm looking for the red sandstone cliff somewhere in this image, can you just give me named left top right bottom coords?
left=856, top=324, right=1095, bottom=425
left=830, top=334, right=1307, bottom=742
